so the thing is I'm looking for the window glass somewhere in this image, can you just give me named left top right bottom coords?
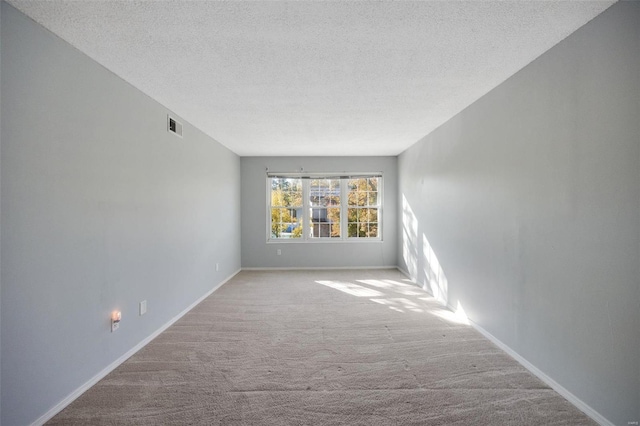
left=347, top=177, right=380, bottom=238
left=309, top=178, right=341, bottom=238
left=270, top=178, right=303, bottom=239
left=268, top=175, right=381, bottom=241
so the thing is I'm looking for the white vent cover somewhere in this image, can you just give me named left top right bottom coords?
left=167, top=114, right=183, bottom=138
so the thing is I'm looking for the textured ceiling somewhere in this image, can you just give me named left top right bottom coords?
left=8, top=1, right=615, bottom=156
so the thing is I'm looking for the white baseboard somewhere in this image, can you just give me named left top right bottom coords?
left=32, top=269, right=241, bottom=426
left=395, top=270, right=612, bottom=426
left=468, top=320, right=613, bottom=426
left=395, top=266, right=411, bottom=278
left=242, top=266, right=398, bottom=271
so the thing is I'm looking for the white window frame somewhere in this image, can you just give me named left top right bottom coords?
left=267, top=173, right=383, bottom=243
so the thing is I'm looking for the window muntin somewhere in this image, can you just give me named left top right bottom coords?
left=268, top=174, right=381, bottom=242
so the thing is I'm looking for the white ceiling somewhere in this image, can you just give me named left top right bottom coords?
left=8, top=1, right=615, bottom=156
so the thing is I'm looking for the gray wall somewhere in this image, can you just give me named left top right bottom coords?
left=1, top=4, right=241, bottom=425
left=398, top=2, right=639, bottom=425
left=242, top=156, right=397, bottom=269
left=0, top=3, right=3, bottom=422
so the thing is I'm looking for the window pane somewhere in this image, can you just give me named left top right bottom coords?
left=310, top=206, right=340, bottom=238
left=309, top=179, right=322, bottom=207
left=328, top=207, right=340, bottom=237
left=309, top=179, right=341, bottom=238
left=347, top=208, right=356, bottom=224
left=368, top=208, right=378, bottom=222
left=348, top=178, right=378, bottom=208
left=347, top=179, right=361, bottom=205
left=270, top=208, right=302, bottom=239
left=348, top=222, right=357, bottom=237
left=327, top=207, right=340, bottom=222
left=367, top=177, right=378, bottom=192
left=344, top=207, right=379, bottom=238
left=345, top=177, right=379, bottom=238
left=272, top=178, right=302, bottom=208
left=270, top=178, right=302, bottom=239
left=310, top=178, right=340, bottom=207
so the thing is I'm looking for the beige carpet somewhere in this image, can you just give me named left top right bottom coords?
left=48, top=269, right=595, bottom=425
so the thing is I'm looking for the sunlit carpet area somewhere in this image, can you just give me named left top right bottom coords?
left=48, top=269, right=595, bottom=425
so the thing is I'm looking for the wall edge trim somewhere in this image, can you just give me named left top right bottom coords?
left=241, top=266, right=398, bottom=271
left=30, top=269, right=241, bottom=426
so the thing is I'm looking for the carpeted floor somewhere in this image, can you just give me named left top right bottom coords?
left=48, top=269, right=596, bottom=425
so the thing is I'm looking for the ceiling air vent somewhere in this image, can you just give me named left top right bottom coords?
left=167, top=114, right=183, bottom=138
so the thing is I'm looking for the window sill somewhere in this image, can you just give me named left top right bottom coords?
left=267, top=238, right=383, bottom=244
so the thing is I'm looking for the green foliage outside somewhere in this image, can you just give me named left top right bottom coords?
left=271, top=178, right=303, bottom=238
left=347, top=178, right=379, bottom=238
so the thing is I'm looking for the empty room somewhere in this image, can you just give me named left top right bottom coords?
left=1, top=1, right=638, bottom=425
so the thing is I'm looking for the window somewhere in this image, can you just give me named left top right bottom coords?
left=270, top=178, right=303, bottom=239
left=309, top=178, right=341, bottom=238
left=268, top=173, right=382, bottom=241
left=347, top=177, right=379, bottom=238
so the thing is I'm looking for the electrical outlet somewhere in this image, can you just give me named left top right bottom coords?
left=139, top=300, right=147, bottom=316
left=215, top=263, right=219, bottom=271
left=277, top=249, right=282, bottom=255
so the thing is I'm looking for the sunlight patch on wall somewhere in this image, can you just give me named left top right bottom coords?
left=422, top=233, right=449, bottom=306
left=402, top=194, right=418, bottom=279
